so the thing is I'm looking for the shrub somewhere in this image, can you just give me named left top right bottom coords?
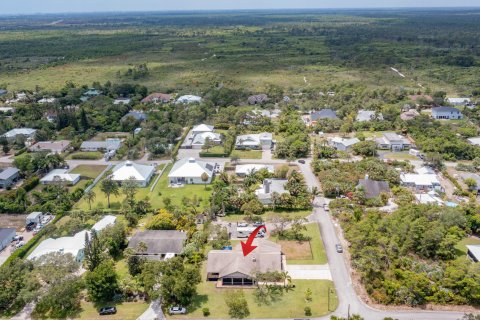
left=304, top=306, right=312, bottom=316
left=202, top=308, right=210, bottom=317
left=22, top=176, right=39, bottom=192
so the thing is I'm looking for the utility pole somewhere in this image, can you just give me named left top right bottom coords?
left=347, top=304, right=350, bottom=319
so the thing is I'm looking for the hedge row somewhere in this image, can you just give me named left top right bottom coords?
left=199, top=152, right=229, bottom=158
left=22, top=176, right=39, bottom=192
left=71, top=152, right=102, bottom=160
left=172, top=126, right=191, bottom=158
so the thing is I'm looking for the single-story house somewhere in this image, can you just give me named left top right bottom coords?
left=447, top=97, right=471, bottom=106
left=26, top=212, right=43, bottom=225
left=28, top=140, right=71, bottom=154
left=255, top=179, right=289, bottom=205
left=28, top=230, right=88, bottom=262
left=3, top=128, right=36, bottom=141
left=83, top=88, right=101, bottom=97
left=235, top=164, right=274, bottom=177
left=80, top=139, right=122, bottom=152
left=181, top=124, right=220, bottom=149
left=400, top=109, right=420, bottom=121
left=310, top=109, right=338, bottom=124
left=6, top=93, right=27, bottom=104
left=431, top=106, right=463, bottom=120
left=127, top=230, right=187, bottom=261
left=400, top=173, right=442, bottom=191
left=467, top=245, right=480, bottom=263
left=207, top=239, right=283, bottom=286
left=0, top=228, right=16, bottom=251
left=168, top=158, right=216, bottom=185
left=251, top=108, right=281, bottom=119
left=192, top=124, right=214, bottom=135
left=375, top=132, right=412, bottom=151
left=176, top=95, right=202, bottom=104
left=192, top=132, right=222, bottom=149
left=122, top=111, right=147, bottom=122
left=38, top=97, right=56, bottom=104
left=141, top=93, right=172, bottom=104
left=0, top=167, right=20, bottom=189
left=113, top=97, right=131, bottom=105
left=459, top=172, right=480, bottom=192
left=0, top=107, right=15, bottom=113
left=415, top=193, right=444, bottom=206
left=467, top=137, right=480, bottom=146
left=40, top=169, right=80, bottom=186
left=356, top=110, right=383, bottom=122
left=235, top=133, right=273, bottom=150
left=248, top=94, right=269, bottom=105
left=357, top=175, right=390, bottom=199
left=91, top=215, right=117, bottom=232
left=328, top=137, right=360, bottom=152
left=111, top=161, right=155, bottom=187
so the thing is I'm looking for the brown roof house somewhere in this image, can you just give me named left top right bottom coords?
left=207, top=239, right=283, bottom=286
left=141, top=93, right=172, bottom=104
left=357, top=174, right=391, bottom=199
left=128, top=230, right=187, bottom=260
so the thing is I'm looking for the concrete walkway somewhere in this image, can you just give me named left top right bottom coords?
left=286, top=264, right=332, bottom=280
left=137, top=299, right=165, bottom=320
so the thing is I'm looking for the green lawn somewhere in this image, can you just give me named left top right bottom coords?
left=272, top=223, right=327, bottom=265
left=75, top=164, right=211, bottom=211
left=172, top=264, right=337, bottom=319
left=231, top=150, right=262, bottom=159
left=455, top=236, right=480, bottom=259
left=75, top=300, right=149, bottom=320
left=222, top=210, right=311, bottom=223
left=66, top=151, right=104, bottom=160
left=382, top=152, right=417, bottom=160
left=356, top=131, right=386, bottom=138
left=70, top=165, right=108, bottom=179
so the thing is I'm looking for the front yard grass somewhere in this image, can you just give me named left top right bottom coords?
left=171, top=264, right=337, bottom=319
left=382, top=152, right=417, bottom=160
left=66, top=151, right=103, bottom=160
left=222, top=210, right=311, bottom=223
left=75, top=164, right=211, bottom=211
left=230, top=150, right=262, bottom=159
left=70, top=165, right=108, bottom=179
left=455, top=236, right=480, bottom=259
left=75, top=300, right=149, bottom=320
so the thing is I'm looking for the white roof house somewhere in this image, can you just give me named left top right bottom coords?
left=235, top=133, right=273, bottom=150
left=356, top=110, right=383, bottom=122
left=415, top=193, right=444, bottom=206
left=176, top=95, right=202, bottom=104
left=3, top=128, right=36, bottom=140
left=192, top=124, right=214, bottom=134
left=467, top=245, right=480, bottom=262
left=400, top=173, right=442, bottom=191
left=111, top=161, right=155, bottom=187
left=467, top=137, right=480, bottom=146
left=255, top=179, right=289, bottom=205
left=91, top=215, right=117, bottom=232
left=235, top=164, right=274, bottom=177
left=169, top=158, right=216, bottom=185
left=38, top=97, right=56, bottom=104
left=113, top=98, right=131, bottom=105
left=329, top=137, right=360, bottom=151
left=28, top=230, right=89, bottom=262
left=192, top=132, right=222, bottom=147
left=40, top=169, right=80, bottom=185
left=447, top=97, right=471, bottom=106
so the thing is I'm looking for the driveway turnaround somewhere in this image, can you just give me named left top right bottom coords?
left=286, top=264, right=332, bottom=280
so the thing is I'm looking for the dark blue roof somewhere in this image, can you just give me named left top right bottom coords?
left=311, top=109, right=338, bottom=120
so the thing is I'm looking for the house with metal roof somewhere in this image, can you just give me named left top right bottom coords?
left=168, top=158, right=217, bottom=185
left=113, top=97, right=131, bottom=105
left=447, top=97, right=471, bottom=106
left=40, top=169, right=80, bottom=186
left=0, top=167, right=20, bottom=189
left=431, top=106, right=463, bottom=120
left=235, top=132, right=273, bottom=150
left=328, top=137, right=360, bottom=152
left=181, top=124, right=222, bottom=149
left=207, top=239, right=283, bottom=286
left=400, top=172, right=442, bottom=192
left=0, top=228, right=16, bottom=251
left=111, top=161, right=155, bottom=187
left=28, top=140, right=71, bottom=154
left=311, top=109, right=338, bottom=121
left=176, top=95, right=202, bottom=104
left=356, top=110, right=383, bottom=122
left=80, top=138, right=122, bottom=152
left=255, top=179, right=289, bottom=205
left=28, top=230, right=88, bottom=262
left=128, top=230, right=187, bottom=261
left=92, top=215, right=117, bottom=232
left=467, top=245, right=480, bottom=263
left=3, top=128, right=36, bottom=141
left=375, top=132, right=412, bottom=151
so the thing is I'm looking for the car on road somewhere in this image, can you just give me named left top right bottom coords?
left=237, top=222, right=248, bottom=227
left=98, top=306, right=117, bottom=315
left=298, top=159, right=306, bottom=164
left=323, top=204, right=330, bottom=211
left=13, top=235, right=23, bottom=241
left=169, top=306, right=187, bottom=315
left=335, top=244, right=343, bottom=253
left=26, top=222, right=36, bottom=231
left=253, top=221, right=264, bottom=227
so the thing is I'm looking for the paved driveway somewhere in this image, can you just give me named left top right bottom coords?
left=286, top=264, right=332, bottom=280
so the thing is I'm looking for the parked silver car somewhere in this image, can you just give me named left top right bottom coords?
left=169, top=306, right=187, bottom=315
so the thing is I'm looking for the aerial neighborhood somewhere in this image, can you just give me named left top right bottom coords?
left=0, top=6, right=479, bottom=320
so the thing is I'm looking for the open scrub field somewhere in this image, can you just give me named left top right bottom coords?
left=0, top=10, right=479, bottom=95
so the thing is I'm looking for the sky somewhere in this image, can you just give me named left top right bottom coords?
left=3, top=0, right=480, bottom=14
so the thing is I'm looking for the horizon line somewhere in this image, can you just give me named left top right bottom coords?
left=1, top=6, right=480, bottom=17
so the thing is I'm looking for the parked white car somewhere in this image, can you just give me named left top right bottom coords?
left=169, top=307, right=187, bottom=315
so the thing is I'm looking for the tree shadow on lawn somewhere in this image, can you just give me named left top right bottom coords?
left=186, top=294, right=209, bottom=314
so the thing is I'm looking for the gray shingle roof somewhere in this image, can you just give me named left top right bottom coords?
left=128, top=230, right=187, bottom=255
left=0, top=167, right=19, bottom=180
left=311, top=109, right=337, bottom=120
left=357, top=178, right=390, bottom=199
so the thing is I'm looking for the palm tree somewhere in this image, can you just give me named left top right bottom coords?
left=310, top=186, right=320, bottom=203
left=100, top=176, right=119, bottom=208
left=84, top=190, right=96, bottom=210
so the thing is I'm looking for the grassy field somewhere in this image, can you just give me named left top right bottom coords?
left=230, top=150, right=263, bottom=159
left=75, top=164, right=211, bottom=211
left=171, top=265, right=337, bottom=319
left=455, top=236, right=480, bottom=259
left=75, top=300, right=149, bottom=320
left=221, top=210, right=311, bottom=223
left=70, top=165, right=108, bottom=179
left=381, top=152, right=417, bottom=161
left=272, top=223, right=328, bottom=265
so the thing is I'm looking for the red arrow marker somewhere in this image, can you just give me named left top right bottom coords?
left=241, top=225, right=267, bottom=257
